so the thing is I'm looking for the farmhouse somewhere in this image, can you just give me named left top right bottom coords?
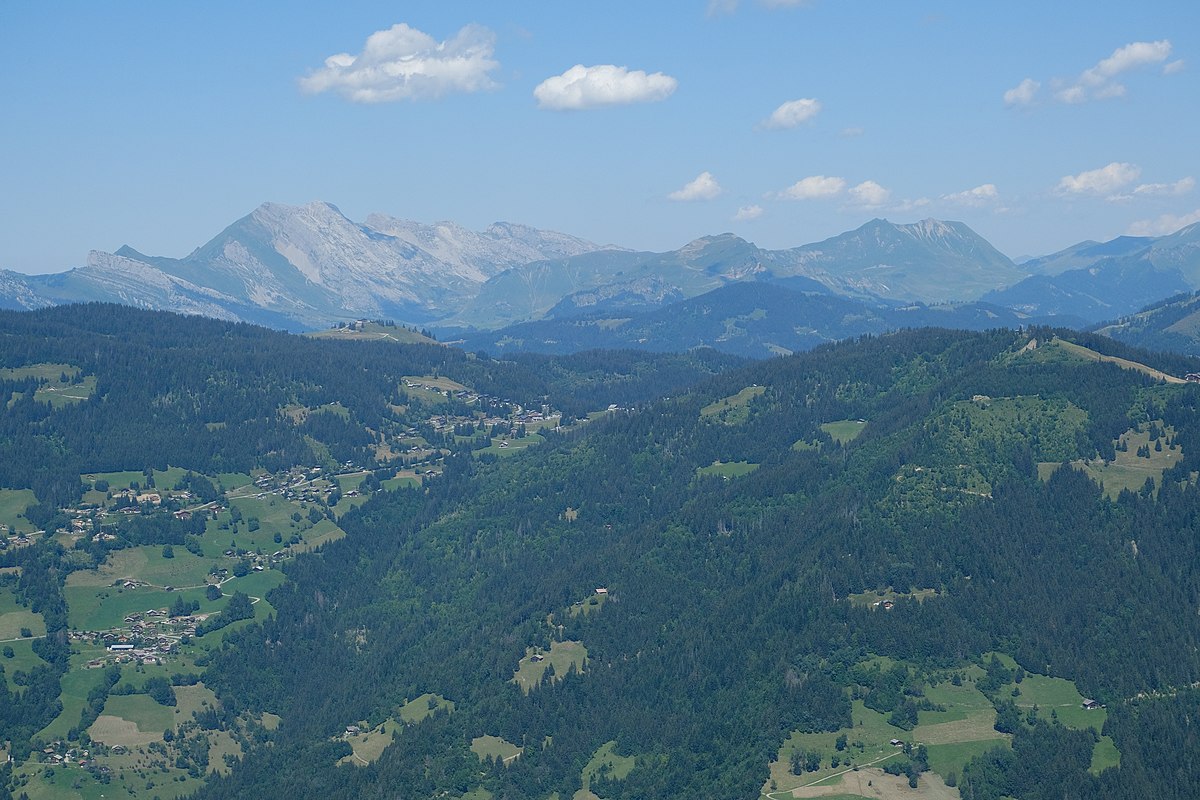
left=1081, top=699, right=1103, bottom=710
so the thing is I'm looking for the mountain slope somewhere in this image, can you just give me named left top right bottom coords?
left=454, top=280, right=1039, bottom=358
left=988, top=223, right=1200, bottom=321
left=4, top=203, right=611, bottom=329
left=982, top=257, right=1190, bottom=322
left=773, top=217, right=1026, bottom=302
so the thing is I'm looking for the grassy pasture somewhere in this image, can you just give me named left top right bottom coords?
left=476, top=433, right=546, bottom=457
left=471, top=735, right=522, bottom=764
left=567, top=593, right=607, bottom=618
left=33, top=374, right=96, bottom=407
left=308, top=322, right=437, bottom=344
left=820, top=419, right=868, bottom=444
left=382, top=473, right=422, bottom=491
left=64, top=583, right=224, bottom=631
left=82, top=470, right=145, bottom=491
left=2, top=637, right=49, bottom=690
left=399, top=692, right=455, bottom=724
left=768, top=700, right=909, bottom=795
left=37, top=657, right=111, bottom=740
left=581, top=740, right=635, bottom=793
left=847, top=588, right=938, bottom=608
left=1039, top=422, right=1182, bottom=498
left=0, top=363, right=79, bottom=382
left=338, top=719, right=399, bottom=766
left=1030, top=337, right=1186, bottom=383
left=696, top=460, right=760, bottom=479
left=512, top=640, right=587, bottom=694
left=89, top=694, right=175, bottom=746
left=770, top=666, right=1015, bottom=796
left=0, top=587, right=46, bottom=638
left=0, top=488, right=38, bottom=532
left=68, top=545, right=216, bottom=588
left=701, top=385, right=766, bottom=425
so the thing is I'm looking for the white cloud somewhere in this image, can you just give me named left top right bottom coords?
left=669, top=172, right=722, bottom=201
left=1057, top=162, right=1141, bottom=196
left=299, top=23, right=498, bottom=103
left=534, top=64, right=677, bottom=110
left=706, top=0, right=739, bottom=14
left=892, top=197, right=932, bottom=213
left=840, top=126, right=864, bottom=137
left=1133, top=177, right=1195, bottom=196
left=760, top=98, right=821, bottom=129
left=1128, top=209, right=1200, bottom=236
left=942, top=184, right=999, bottom=207
left=1003, top=78, right=1039, bottom=106
left=733, top=205, right=764, bottom=221
left=849, top=180, right=890, bottom=207
left=1164, top=59, right=1185, bottom=75
left=1056, top=39, right=1172, bottom=104
left=1082, top=40, right=1173, bottom=84
left=779, top=175, right=846, bottom=200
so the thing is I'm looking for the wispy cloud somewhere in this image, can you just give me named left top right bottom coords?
left=669, top=171, right=722, bottom=201
left=1133, top=177, right=1195, bottom=196
left=778, top=175, right=846, bottom=200
left=1003, top=78, right=1040, bottom=107
left=1057, top=162, right=1141, bottom=196
left=1128, top=209, right=1200, bottom=236
left=1164, top=59, right=1185, bottom=75
left=534, top=64, right=677, bottom=110
left=760, top=98, right=821, bottom=130
left=840, top=126, right=864, bottom=137
left=300, top=23, right=498, bottom=103
left=1005, top=40, right=1172, bottom=107
left=733, top=205, right=764, bottom=221
left=942, top=183, right=999, bottom=207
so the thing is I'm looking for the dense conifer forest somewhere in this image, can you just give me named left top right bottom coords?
left=2, top=305, right=1200, bottom=799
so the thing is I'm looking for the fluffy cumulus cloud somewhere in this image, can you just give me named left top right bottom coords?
left=299, top=23, right=499, bottom=103
left=1003, top=78, right=1040, bottom=106
left=942, top=184, right=999, bottom=206
left=760, top=98, right=821, bottom=129
left=779, top=175, right=846, bottom=200
left=669, top=172, right=722, bottom=201
left=534, top=64, right=677, bottom=110
left=733, top=205, right=764, bottom=221
left=1128, top=209, right=1200, bottom=237
left=1005, top=40, right=1172, bottom=107
left=849, top=180, right=890, bottom=207
left=1057, top=162, right=1141, bottom=196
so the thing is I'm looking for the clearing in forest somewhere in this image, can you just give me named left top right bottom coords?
left=696, top=460, right=760, bottom=479
left=471, top=735, right=522, bottom=764
left=1017, top=336, right=1185, bottom=383
left=399, top=692, right=455, bottom=723
left=701, top=385, right=766, bottom=424
left=820, top=419, right=867, bottom=444
left=512, top=640, right=587, bottom=693
left=1040, top=421, right=1183, bottom=499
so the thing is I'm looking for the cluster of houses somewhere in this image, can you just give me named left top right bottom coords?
left=39, top=743, right=94, bottom=768
left=71, top=606, right=202, bottom=668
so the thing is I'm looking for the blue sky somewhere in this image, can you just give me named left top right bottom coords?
left=2, top=1, right=1198, bottom=273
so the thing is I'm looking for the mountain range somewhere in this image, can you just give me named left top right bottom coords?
left=3, top=201, right=1200, bottom=338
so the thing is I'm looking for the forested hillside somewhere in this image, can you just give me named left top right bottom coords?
left=2, top=307, right=1200, bottom=799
